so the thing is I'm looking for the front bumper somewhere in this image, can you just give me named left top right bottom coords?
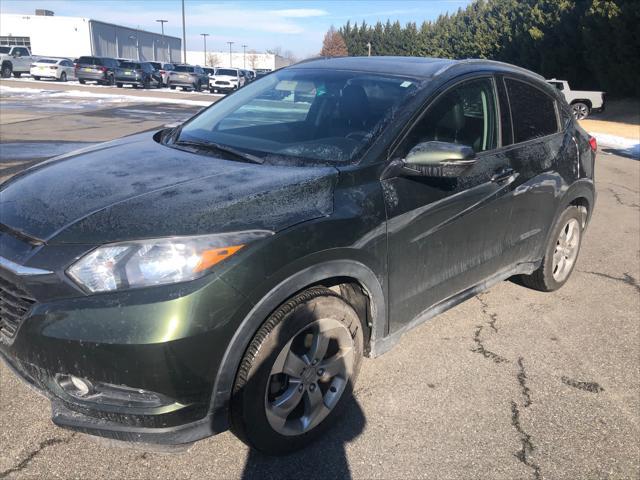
left=116, top=76, right=143, bottom=85
left=0, top=261, right=246, bottom=444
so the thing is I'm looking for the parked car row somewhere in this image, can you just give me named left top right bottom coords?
left=3, top=49, right=269, bottom=95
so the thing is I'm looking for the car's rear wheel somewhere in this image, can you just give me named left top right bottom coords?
left=230, top=286, right=364, bottom=455
left=521, top=206, right=584, bottom=292
left=33, top=75, right=41, bottom=80
left=79, top=79, right=86, bottom=84
left=59, top=72, right=67, bottom=82
left=571, top=102, right=590, bottom=120
left=116, top=82, right=123, bottom=88
left=1, top=64, right=11, bottom=78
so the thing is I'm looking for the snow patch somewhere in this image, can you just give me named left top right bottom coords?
left=0, top=85, right=219, bottom=107
left=590, top=132, right=639, bottom=159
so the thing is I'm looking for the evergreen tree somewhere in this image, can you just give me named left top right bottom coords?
left=334, top=0, right=638, bottom=96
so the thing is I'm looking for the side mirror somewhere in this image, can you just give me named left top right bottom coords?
left=401, top=141, right=476, bottom=178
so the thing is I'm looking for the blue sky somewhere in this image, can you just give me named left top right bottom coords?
left=1, top=1, right=473, bottom=57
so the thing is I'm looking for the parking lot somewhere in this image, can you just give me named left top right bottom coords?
left=0, top=80, right=639, bottom=479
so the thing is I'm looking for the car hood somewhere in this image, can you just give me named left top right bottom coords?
left=0, top=131, right=338, bottom=245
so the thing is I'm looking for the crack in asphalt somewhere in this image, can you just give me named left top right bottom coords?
left=475, top=295, right=498, bottom=333
left=607, top=187, right=640, bottom=209
left=0, top=433, right=77, bottom=478
left=511, top=401, right=542, bottom=480
left=561, top=376, right=604, bottom=393
left=580, top=270, right=640, bottom=294
left=472, top=297, right=541, bottom=479
left=517, top=357, right=533, bottom=408
left=471, top=325, right=508, bottom=363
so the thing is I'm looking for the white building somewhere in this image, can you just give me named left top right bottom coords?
left=185, top=50, right=291, bottom=70
left=0, top=12, right=181, bottom=62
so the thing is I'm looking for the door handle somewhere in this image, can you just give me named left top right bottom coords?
left=491, top=167, right=516, bottom=183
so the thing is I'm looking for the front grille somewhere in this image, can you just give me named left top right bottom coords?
left=215, top=81, right=230, bottom=85
left=0, top=276, right=35, bottom=341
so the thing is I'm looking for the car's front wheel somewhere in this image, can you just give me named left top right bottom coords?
left=230, top=287, right=364, bottom=454
left=521, top=206, right=584, bottom=291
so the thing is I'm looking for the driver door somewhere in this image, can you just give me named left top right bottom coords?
left=384, top=76, right=518, bottom=332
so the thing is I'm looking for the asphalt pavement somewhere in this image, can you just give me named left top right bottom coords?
left=0, top=84, right=638, bottom=480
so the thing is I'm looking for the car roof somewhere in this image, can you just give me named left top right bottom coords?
left=290, top=56, right=544, bottom=82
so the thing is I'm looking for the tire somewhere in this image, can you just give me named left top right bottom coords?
left=230, top=286, right=364, bottom=455
left=59, top=72, right=67, bottom=82
left=170, top=85, right=176, bottom=90
left=1, top=64, right=11, bottom=78
left=116, top=83, right=123, bottom=88
left=520, top=206, right=584, bottom=292
left=571, top=102, right=590, bottom=120
left=13, top=72, right=21, bottom=78
left=33, top=76, right=41, bottom=80
left=105, top=74, right=115, bottom=86
left=79, top=79, right=86, bottom=84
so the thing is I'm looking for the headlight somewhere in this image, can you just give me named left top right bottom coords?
left=67, top=230, right=273, bottom=293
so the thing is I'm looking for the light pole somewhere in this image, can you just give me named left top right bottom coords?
left=181, top=0, right=187, bottom=63
left=129, top=34, right=139, bottom=60
left=227, top=41, right=234, bottom=67
left=242, top=44, right=247, bottom=68
left=156, top=19, right=168, bottom=62
left=201, top=33, right=209, bottom=66
left=367, top=42, right=371, bottom=57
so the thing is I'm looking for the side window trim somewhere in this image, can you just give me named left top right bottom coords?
left=388, top=74, right=502, bottom=161
left=502, top=75, right=561, bottom=146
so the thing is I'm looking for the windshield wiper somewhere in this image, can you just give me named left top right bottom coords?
left=173, top=139, right=264, bottom=164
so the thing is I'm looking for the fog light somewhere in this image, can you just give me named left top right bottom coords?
left=57, top=374, right=94, bottom=398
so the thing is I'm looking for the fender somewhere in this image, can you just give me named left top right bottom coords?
left=208, top=259, right=386, bottom=432
left=544, top=178, right=595, bottom=249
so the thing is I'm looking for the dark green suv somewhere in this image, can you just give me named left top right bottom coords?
left=0, top=57, right=596, bottom=454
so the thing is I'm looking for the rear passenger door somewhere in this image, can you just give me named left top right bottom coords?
left=498, top=77, right=564, bottom=264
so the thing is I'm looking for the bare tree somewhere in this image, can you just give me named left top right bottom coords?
left=266, top=46, right=282, bottom=56
left=283, top=50, right=298, bottom=63
left=247, top=50, right=259, bottom=69
left=207, top=52, right=221, bottom=67
left=320, top=26, right=348, bottom=57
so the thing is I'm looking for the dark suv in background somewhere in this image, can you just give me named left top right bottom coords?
left=115, top=61, right=162, bottom=89
left=75, top=56, right=119, bottom=85
left=0, top=57, right=596, bottom=455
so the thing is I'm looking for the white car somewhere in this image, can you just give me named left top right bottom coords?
left=30, top=58, right=75, bottom=82
left=546, top=79, right=605, bottom=120
left=209, top=67, right=246, bottom=93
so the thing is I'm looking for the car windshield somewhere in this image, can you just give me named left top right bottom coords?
left=37, top=58, right=58, bottom=64
left=120, top=62, right=140, bottom=69
left=175, top=68, right=420, bottom=165
left=0, top=47, right=11, bottom=54
left=216, top=69, right=237, bottom=76
left=174, top=65, right=195, bottom=72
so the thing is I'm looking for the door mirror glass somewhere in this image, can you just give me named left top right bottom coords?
left=402, top=141, right=476, bottom=177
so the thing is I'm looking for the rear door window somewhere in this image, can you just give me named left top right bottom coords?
left=505, top=78, right=558, bottom=143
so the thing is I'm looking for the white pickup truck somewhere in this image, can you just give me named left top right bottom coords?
left=0, top=45, right=35, bottom=78
left=546, top=79, right=605, bottom=120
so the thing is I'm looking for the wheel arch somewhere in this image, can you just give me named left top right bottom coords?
left=570, top=98, right=593, bottom=109
left=543, top=180, right=595, bottom=250
left=208, top=259, right=386, bottom=432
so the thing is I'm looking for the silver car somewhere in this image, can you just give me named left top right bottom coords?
left=167, top=64, right=208, bottom=92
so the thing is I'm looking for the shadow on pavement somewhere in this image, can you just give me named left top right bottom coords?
left=240, top=397, right=366, bottom=480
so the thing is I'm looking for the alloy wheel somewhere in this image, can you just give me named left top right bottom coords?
left=265, top=317, right=355, bottom=436
left=572, top=103, right=589, bottom=120
left=552, top=218, right=580, bottom=282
